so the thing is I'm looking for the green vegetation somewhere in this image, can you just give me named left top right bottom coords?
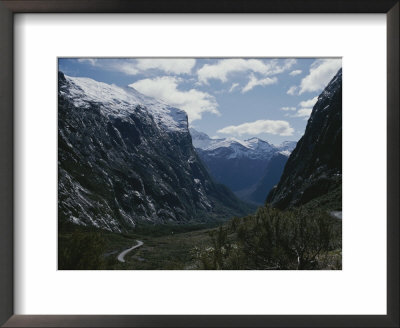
left=194, top=206, right=341, bottom=270
left=58, top=221, right=218, bottom=270
left=300, top=183, right=342, bottom=213
left=58, top=203, right=341, bottom=270
left=59, top=229, right=109, bottom=270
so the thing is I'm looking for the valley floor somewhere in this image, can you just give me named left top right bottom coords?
left=105, top=226, right=215, bottom=270
left=58, top=221, right=221, bottom=270
left=59, top=207, right=342, bottom=270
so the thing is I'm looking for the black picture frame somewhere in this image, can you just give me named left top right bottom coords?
left=0, top=1, right=398, bottom=327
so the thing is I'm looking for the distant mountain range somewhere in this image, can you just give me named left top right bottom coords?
left=267, top=68, right=342, bottom=209
left=190, top=128, right=296, bottom=204
left=58, top=72, right=254, bottom=232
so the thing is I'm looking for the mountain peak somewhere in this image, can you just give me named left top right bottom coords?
left=244, top=136, right=269, bottom=143
left=244, top=137, right=260, bottom=142
left=62, top=74, right=188, bottom=133
left=190, top=129, right=298, bottom=161
left=244, top=137, right=273, bottom=151
left=189, top=128, right=224, bottom=149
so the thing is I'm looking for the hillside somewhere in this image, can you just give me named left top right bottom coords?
left=267, top=69, right=342, bottom=210
left=58, top=72, right=254, bottom=233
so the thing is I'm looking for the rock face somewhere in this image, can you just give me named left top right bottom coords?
left=267, top=69, right=342, bottom=209
left=58, top=72, right=252, bottom=232
left=190, top=129, right=296, bottom=204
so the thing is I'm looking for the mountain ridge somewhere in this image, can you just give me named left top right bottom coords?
left=58, top=72, right=254, bottom=232
left=267, top=68, right=342, bottom=209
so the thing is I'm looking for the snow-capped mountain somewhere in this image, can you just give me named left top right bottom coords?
left=58, top=72, right=253, bottom=232
left=203, top=137, right=276, bottom=160
left=189, top=128, right=224, bottom=149
left=277, top=141, right=298, bottom=156
left=63, top=75, right=188, bottom=133
left=190, top=128, right=295, bottom=160
left=190, top=129, right=297, bottom=204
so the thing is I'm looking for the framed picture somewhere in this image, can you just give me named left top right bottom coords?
left=0, top=0, right=398, bottom=327
left=57, top=56, right=343, bottom=272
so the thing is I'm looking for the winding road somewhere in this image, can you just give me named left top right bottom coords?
left=117, top=240, right=144, bottom=263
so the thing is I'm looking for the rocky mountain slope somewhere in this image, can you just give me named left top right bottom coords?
left=58, top=72, right=253, bottom=232
left=190, top=129, right=296, bottom=204
left=266, top=69, right=342, bottom=209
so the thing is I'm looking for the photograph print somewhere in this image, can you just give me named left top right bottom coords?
left=58, top=58, right=342, bottom=270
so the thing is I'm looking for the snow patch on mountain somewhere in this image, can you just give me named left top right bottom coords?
left=276, top=141, right=297, bottom=155
left=64, top=75, right=188, bottom=133
left=190, top=128, right=296, bottom=160
left=189, top=128, right=223, bottom=149
left=278, top=150, right=291, bottom=157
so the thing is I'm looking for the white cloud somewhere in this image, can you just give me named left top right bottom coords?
left=299, top=96, right=318, bottom=108
left=287, top=86, right=298, bottom=95
left=281, top=106, right=297, bottom=111
left=129, top=76, right=219, bottom=123
left=228, top=83, right=239, bottom=93
left=294, top=108, right=312, bottom=118
left=197, top=58, right=296, bottom=84
left=75, top=58, right=195, bottom=76
left=242, top=75, right=277, bottom=93
left=135, top=59, right=195, bottom=74
left=77, top=58, right=97, bottom=66
left=283, top=59, right=297, bottom=69
left=76, top=59, right=139, bottom=75
left=112, top=61, right=140, bottom=75
left=299, top=59, right=342, bottom=94
left=217, top=120, right=294, bottom=137
left=281, top=96, right=316, bottom=118
left=282, top=59, right=297, bottom=70
left=289, top=69, right=302, bottom=76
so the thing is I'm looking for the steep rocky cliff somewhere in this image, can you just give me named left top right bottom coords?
left=58, top=72, right=253, bottom=232
left=267, top=69, right=342, bottom=209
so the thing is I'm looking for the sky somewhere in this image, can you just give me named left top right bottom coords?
left=58, top=58, right=341, bottom=146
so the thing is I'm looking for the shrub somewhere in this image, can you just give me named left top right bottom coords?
left=59, top=230, right=106, bottom=270
left=197, top=205, right=341, bottom=270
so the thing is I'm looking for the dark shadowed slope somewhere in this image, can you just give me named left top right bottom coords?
left=250, top=153, right=289, bottom=204
left=267, top=68, right=342, bottom=209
